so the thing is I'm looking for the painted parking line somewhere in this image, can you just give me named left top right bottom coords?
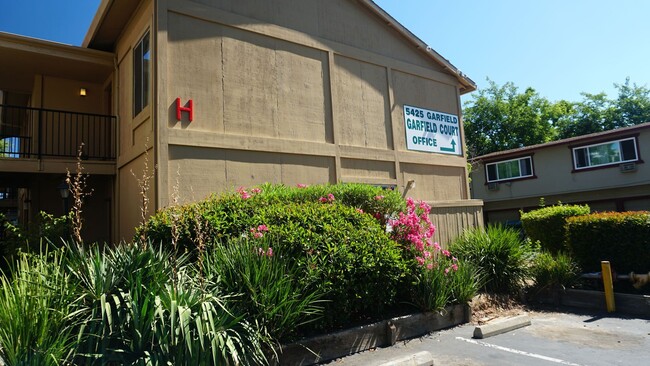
left=455, top=337, right=584, bottom=366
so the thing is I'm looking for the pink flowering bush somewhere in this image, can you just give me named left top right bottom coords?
left=389, top=198, right=458, bottom=276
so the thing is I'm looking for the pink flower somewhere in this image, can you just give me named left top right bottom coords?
left=267, top=247, right=273, bottom=257
left=296, top=183, right=308, bottom=188
left=374, top=212, right=383, bottom=219
left=426, top=263, right=433, bottom=270
left=356, top=208, right=364, bottom=214
left=238, top=187, right=251, bottom=200
left=423, top=251, right=431, bottom=258
left=452, top=256, right=458, bottom=262
left=254, top=232, right=264, bottom=238
left=327, top=193, right=335, bottom=202
left=374, top=195, right=384, bottom=201
left=416, top=257, right=425, bottom=266
left=451, top=263, right=459, bottom=271
left=433, top=243, right=441, bottom=251
left=257, top=224, right=269, bottom=232
left=251, top=188, right=262, bottom=194
left=444, top=268, right=450, bottom=275
left=442, top=249, right=450, bottom=257
left=318, top=196, right=328, bottom=203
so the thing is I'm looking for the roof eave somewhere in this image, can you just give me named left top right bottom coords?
left=357, top=0, right=477, bottom=94
left=82, top=0, right=113, bottom=49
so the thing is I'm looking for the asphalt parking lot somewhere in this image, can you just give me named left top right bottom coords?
left=330, top=310, right=650, bottom=366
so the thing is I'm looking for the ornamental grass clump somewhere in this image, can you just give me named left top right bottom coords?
left=450, top=224, right=534, bottom=295
left=203, top=235, right=325, bottom=342
left=0, top=242, right=270, bottom=365
left=530, top=251, right=580, bottom=292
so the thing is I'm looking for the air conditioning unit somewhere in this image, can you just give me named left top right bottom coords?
left=620, top=162, right=637, bottom=173
left=487, top=182, right=499, bottom=191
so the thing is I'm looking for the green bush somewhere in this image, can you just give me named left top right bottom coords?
left=530, top=251, right=580, bottom=291
left=203, top=235, right=325, bottom=341
left=1, top=212, right=71, bottom=273
left=252, top=202, right=408, bottom=329
left=566, top=211, right=650, bottom=273
left=520, top=204, right=590, bottom=253
left=139, top=183, right=405, bottom=253
left=450, top=224, right=534, bottom=294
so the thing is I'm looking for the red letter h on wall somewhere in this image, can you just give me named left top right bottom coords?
left=176, top=98, right=194, bottom=122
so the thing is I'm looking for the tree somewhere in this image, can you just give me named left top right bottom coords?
left=555, top=79, right=650, bottom=139
left=463, top=79, right=557, bottom=157
left=610, top=78, right=650, bottom=128
left=555, top=92, right=612, bottom=139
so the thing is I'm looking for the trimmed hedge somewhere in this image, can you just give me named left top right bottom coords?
left=138, top=183, right=405, bottom=252
left=520, top=204, right=590, bottom=253
left=566, top=211, right=650, bottom=273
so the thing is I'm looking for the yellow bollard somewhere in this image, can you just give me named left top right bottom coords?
left=601, top=261, right=615, bottom=312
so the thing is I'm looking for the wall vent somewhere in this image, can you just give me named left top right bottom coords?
left=620, top=162, right=637, bottom=173
left=487, top=182, right=500, bottom=191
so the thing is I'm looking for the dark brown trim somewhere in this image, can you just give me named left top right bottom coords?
left=567, top=133, right=640, bottom=150
left=483, top=194, right=650, bottom=219
left=484, top=155, right=536, bottom=184
left=473, top=123, right=650, bottom=162
left=569, top=134, right=643, bottom=173
left=483, top=175, right=538, bottom=186
left=570, top=159, right=644, bottom=174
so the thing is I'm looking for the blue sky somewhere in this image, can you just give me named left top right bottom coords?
left=1, top=1, right=648, bottom=103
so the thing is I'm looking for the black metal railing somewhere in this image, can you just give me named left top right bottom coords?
left=0, top=104, right=116, bottom=160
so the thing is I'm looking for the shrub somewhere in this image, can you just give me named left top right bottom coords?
left=520, top=204, right=590, bottom=253
left=203, top=235, right=325, bottom=342
left=251, top=202, right=408, bottom=329
left=139, top=183, right=405, bottom=254
left=0, top=212, right=71, bottom=274
left=566, top=211, right=650, bottom=273
left=450, top=224, right=534, bottom=294
left=530, top=251, right=580, bottom=291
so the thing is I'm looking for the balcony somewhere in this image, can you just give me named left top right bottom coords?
left=0, top=104, right=116, bottom=161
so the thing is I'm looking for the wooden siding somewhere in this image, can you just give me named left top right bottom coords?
left=426, top=199, right=484, bottom=247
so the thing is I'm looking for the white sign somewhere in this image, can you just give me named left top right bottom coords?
left=403, top=105, right=462, bottom=156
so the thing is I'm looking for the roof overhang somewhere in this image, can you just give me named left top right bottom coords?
left=473, top=122, right=650, bottom=163
left=83, top=0, right=143, bottom=51
left=0, top=32, right=114, bottom=93
left=358, top=0, right=476, bottom=95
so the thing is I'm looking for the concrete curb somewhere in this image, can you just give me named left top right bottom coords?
left=277, top=304, right=469, bottom=365
left=377, top=351, right=434, bottom=366
left=472, top=314, right=531, bottom=339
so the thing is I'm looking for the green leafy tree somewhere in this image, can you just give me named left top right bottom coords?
left=463, top=79, right=557, bottom=157
left=555, top=92, right=613, bottom=139
left=610, top=78, right=650, bottom=128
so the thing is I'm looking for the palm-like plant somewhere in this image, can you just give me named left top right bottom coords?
left=0, top=241, right=270, bottom=365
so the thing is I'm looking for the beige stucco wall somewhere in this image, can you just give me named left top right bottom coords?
left=154, top=0, right=470, bottom=212
left=115, top=0, right=155, bottom=240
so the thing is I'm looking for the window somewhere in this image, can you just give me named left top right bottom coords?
left=572, top=137, right=638, bottom=170
left=486, top=156, right=533, bottom=182
left=133, top=31, right=150, bottom=117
